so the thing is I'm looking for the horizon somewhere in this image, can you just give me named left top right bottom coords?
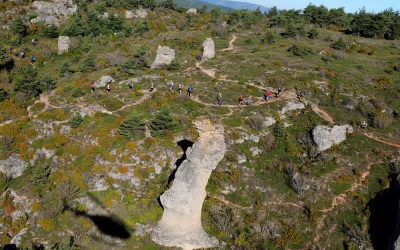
left=239, top=0, right=400, bottom=13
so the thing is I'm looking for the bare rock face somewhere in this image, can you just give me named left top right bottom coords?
left=312, top=125, right=353, bottom=152
left=152, top=119, right=226, bottom=250
left=201, top=38, right=215, bottom=63
left=58, top=36, right=70, bottom=55
left=95, top=75, right=115, bottom=88
left=0, top=154, right=28, bottom=178
left=125, top=8, right=148, bottom=18
left=187, top=8, right=197, bottom=14
left=151, top=46, right=175, bottom=69
left=30, top=0, right=77, bottom=26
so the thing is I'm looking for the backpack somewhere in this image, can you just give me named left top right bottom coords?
left=188, top=86, right=193, bottom=92
left=129, top=81, right=133, bottom=87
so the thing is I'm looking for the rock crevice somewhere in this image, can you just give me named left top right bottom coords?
left=152, top=119, right=226, bottom=250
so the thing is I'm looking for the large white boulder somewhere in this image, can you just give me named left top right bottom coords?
left=312, top=125, right=353, bottom=152
left=58, top=36, right=70, bottom=55
left=201, top=38, right=215, bottom=63
left=151, top=46, right=175, bottom=69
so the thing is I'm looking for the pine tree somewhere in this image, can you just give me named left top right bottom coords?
left=119, top=114, right=146, bottom=139
left=150, top=108, right=176, bottom=137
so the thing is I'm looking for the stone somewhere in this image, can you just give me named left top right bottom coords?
left=151, top=46, right=175, bottom=69
left=187, top=8, right=197, bottom=14
left=95, top=75, right=115, bottom=88
left=312, top=125, right=353, bottom=152
left=152, top=119, right=225, bottom=249
left=79, top=104, right=111, bottom=117
left=29, top=148, right=55, bottom=165
left=263, top=116, right=276, bottom=127
left=58, top=36, right=70, bottom=55
left=30, top=0, right=77, bottom=26
left=10, top=228, right=28, bottom=247
left=280, top=101, right=305, bottom=114
left=125, top=8, right=148, bottom=18
left=201, top=38, right=215, bottom=63
left=0, top=154, right=28, bottom=178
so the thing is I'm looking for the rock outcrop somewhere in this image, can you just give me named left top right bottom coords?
left=187, top=8, right=197, bottom=14
left=152, top=119, right=226, bottom=249
left=95, top=75, right=115, bottom=88
left=312, top=125, right=353, bottom=152
left=125, top=8, right=148, bottom=18
left=0, top=154, right=28, bottom=178
left=201, top=38, right=215, bottom=63
left=30, top=0, right=77, bottom=26
left=58, top=36, right=70, bottom=55
left=151, top=46, right=175, bottom=69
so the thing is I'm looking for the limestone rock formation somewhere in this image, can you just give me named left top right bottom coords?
left=0, top=154, right=28, bottom=178
left=30, top=0, right=77, bottom=26
left=312, top=125, right=353, bottom=152
left=187, top=8, right=197, bottom=14
left=95, top=75, right=115, bottom=88
left=152, top=119, right=226, bottom=249
left=58, top=36, right=70, bottom=55
left=151, top=46, right=175, bottom=69
left=125, top=8, right=148, bottom=18
left=201, top=38, right=215, bottom=63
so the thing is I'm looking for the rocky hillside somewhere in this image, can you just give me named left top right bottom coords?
left=0, top=0, right=399, bottom=249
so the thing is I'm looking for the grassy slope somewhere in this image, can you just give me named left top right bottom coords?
left=0, top=4, right=399, bottom=250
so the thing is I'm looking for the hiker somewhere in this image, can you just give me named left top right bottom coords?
left=264, top=91, right=271, bottom=101
left=106, top=82, right=111, bottom=93
left=150, top=82, right=154, bottom=92
left=360, top=120, right=367, bottom=130
left=238, top=95, right=245, bottom=105
left=275, top=87, right=282, bottom=98
left=187, top=85, right=193, bottom=97
left=31, top=38, right=36, bottom=46
left=128, top=81, right=133, bottom=92
left=217, top=93, right=222, bottom=105
left=169, top=81, right=174, bottom=92
left=91, top=82, right=96, bottom=93
left=9, top=45, right=13, bottom=54
left=178, top=83, right=183, bottom=95
left=29, top=55, right=35, bottom=64
left=20, top=51, right=25, bottom=59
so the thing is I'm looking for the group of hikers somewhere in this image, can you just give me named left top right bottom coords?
left=10, top=45, right=35, bottom=64
left=168, top=80, right=193, bottom=96
left=238, top=87, right=282, bottom=105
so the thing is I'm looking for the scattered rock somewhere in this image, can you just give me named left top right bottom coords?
left=237, top=154, right=247, bottom=164
left=151, top=46, right=175, bottom=69
left=0, top=154, right=28, bottom=178
left=152, top=119, right=225, bottom=249
left=201, top=38, right=215, bottom=63
left=79, top=104, right=111, bottom=117
left=10, top=228, right=28, bottom=247
left=280, top=101, right=305, bottom=115
left=312, top=125, right=353, bottom=152
left=187, top=8, right=197, bottom=14
left=58, top=36, right=70, bottom=55
left=264, top=116, right=276, bottom=127
left=125, top=8, right=148, bottom=18
left=250, top=147, right=262, bottom=157
left=29, top=148, right=55, bottom=165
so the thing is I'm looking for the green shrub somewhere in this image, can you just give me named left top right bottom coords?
left=287, top=44, right=313, bottom=56
left=43, top=24, right=59, bottom=38
left=69, top=114, right=83, bottom=128
left=71, top=87, right=85, bottom=98
left=372, top=112, right=392, bottom=129
left=331, top=37, right=346, bottom=50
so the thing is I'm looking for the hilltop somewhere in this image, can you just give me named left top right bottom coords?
left=0, top=1, right=399, bottom=249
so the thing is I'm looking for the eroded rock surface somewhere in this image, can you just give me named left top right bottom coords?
left=125, top=8, right=148, bottom=18
left=0, top=154, right=28, bottom=178
left=312, top=125, right=353, bottom=152
left=151, top=46, right=175, bottom=69
left=152, top=119, right=226, bottom=249
left=30, top=0, right=77, bottom=26
left=58, top=36, right=70, bottom=55
left=201, top=38, right=215, bottom=62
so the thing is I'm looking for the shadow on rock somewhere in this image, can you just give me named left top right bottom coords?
left=367, top=173, right=400, bottom=250
left=168, top=139, right=194, bottom=186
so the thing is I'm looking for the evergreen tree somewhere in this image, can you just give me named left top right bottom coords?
left=0, top=88, right=7, bottom=102
left=14, top=64, right=40, bottom=97
left=69, top=114, right=83, bottom=128
left=308, top=27, right=319, bottom=39
left=11, top=17, right=27, bottom=38
left=150, top=108, right=176, bottom=137
left=43, top=24, right=59, bottom=38
left=118, top=114, right=146, bottom=139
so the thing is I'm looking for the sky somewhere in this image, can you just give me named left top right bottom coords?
left=243, top=0, right=400, bottom=13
